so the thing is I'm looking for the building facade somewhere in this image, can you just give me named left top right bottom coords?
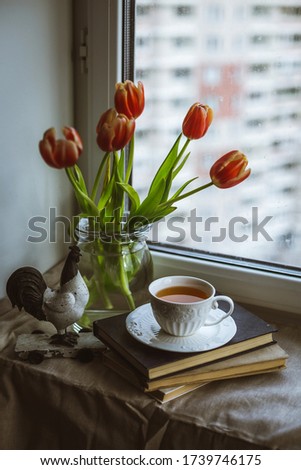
left=134, top=0, right=301, bottom=267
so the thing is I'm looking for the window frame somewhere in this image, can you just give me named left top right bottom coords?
left=73, top=0, right=301, bottom=319
left=151, top=246, right=301, bottom=318
left=73, top=0, right=122, bottom=189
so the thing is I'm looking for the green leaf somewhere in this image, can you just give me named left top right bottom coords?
left=147, top=134, right=182, bottom=195
left=97, top=170, right=116, bottom=212
left=160, top=171, right=174, bottom=203
left=117, top=182, right=141, bottom=213
left=98, top=207, right=107, bottom=227
left=65, top=168, right=99, bottom=216
left=147, top=205, right=177, bottom=223
left=73, top=165, right=88, bottom=195
left=133, top=177, right=166, bottom=218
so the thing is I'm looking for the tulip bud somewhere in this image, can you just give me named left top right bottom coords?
left=62, top=126, right=83, bottom=153
left=39, top=127, right=82, bottom=169
left=96, top=108, right=135, bottom=152
left=114, top=80, right=145, bottom=119
left=182, top=103, right=213, bottom=140
left=210, top=150, right=251, bottom=189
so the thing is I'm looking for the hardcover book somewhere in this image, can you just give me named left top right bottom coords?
left=103, top=343, right=288, bottom=392
left=147, top=382, right=208, bottom=403
left=93, top=302, right=278, bottom=379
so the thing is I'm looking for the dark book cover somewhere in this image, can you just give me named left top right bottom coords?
left=93, top=303, right=277, bottom=379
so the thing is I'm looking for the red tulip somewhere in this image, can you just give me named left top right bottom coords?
left=39, top=127, right=83, bottom=169
left=182, top=103, right=213, bottom=140
left=96, top=108, right=135, bottom=152
left=210, top=150, right=251, bottom=189
left=62, top=126, right=83, bottom=152
left=114, top=80, right=145, bottom=119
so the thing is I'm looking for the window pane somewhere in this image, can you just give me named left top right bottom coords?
left=134, top=0, right=301, bottom=270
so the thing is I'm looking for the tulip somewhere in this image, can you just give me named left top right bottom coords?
left=39, top=127, right=83, bottom=169
left=210, top=150, right=251, bottom=189
left=114, top=80, right=145, bottom=119
left=96, top=108, right=135, bottom=152
left=62, top=126, right=83, bottom=152
left=182, top=103, right=213, bottom=140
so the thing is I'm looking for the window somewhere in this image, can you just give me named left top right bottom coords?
left=73, top=0, right=301, bottom=316
left=172, top=68, right=191, bottom=79
left=252, top=5, right=271, bottom=16
left=203, top=67, right=221, bottom=86
left=251, top=34, right=269, bottom=45
left=207, top=4, right=224, bottom=20
left=172, top=37, right=194, bottom=48
left=132, top=0, right=301, bottom=312
left=134, top=0, right=301, bottom=273
left=175, top=6, right=194, bottom=17
left=206, top=35, right=222, bottom=51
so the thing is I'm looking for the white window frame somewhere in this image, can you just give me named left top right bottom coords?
left=73, top=0, right=301, bottom=320
left=73, top=0, right=122, bottom=190
left=152, top=250, right=301, bottom=319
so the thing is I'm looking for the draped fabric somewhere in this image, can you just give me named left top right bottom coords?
left=0, top=266, right=301, bottom=450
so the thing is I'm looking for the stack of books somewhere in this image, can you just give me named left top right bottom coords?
left=93, top=302, right=288, bottom=403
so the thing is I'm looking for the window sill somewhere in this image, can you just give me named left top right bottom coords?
left=151, top=249, right=301, bottom=322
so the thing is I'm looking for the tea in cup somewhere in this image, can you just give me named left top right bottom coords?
left=148, top=275, right=234, bottom=336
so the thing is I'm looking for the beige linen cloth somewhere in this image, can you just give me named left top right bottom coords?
left=0, top=265, right=301, bottom=449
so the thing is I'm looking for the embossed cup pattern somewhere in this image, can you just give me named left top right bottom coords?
left=149, top=276, right=234, bottom=337
left=151, top=298, right=213, bottom=336
left=152, top=301, right=205, bottom=336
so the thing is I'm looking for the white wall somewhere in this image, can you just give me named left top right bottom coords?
left=0, top=0, right=74, bottom=298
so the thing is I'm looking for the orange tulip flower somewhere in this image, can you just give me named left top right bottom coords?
left=182, top=103, right=213, bottom=140
left=39, top=127, right=83, bottom=169
left=114, top=80, right=145, bottom=119
left=210, top=150, right=251, bottom=189
left=96, top=108, right=135, bottom=152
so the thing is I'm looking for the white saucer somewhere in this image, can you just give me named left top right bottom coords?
left=126, top=303, right=237, bottom=353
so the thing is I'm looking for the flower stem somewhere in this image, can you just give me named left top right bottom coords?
left=117, top=245, right=135, bottom=311
left=91, top=152, right=110, bottom=202
left=125, top=134, right=135, bottom=183
left=177, top=136, right=190, bottom=162
left=160, top=181, right=214, bottom=208
left=91, top=251, right=114, bottom=310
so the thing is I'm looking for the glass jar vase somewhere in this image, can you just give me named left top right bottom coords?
left=73, top=218, right=153, bottom=329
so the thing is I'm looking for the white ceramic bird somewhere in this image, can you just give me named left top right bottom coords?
left=6, top=246, right=89, bottom=346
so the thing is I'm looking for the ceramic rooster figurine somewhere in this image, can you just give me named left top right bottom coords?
left=6, top=246, right=89, bottom=346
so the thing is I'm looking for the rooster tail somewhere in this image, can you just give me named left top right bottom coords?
left=6, top=267, right=47, bottom=321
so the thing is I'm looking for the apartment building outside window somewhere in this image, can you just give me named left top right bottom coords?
left=134, top=0, right=301, bottom=272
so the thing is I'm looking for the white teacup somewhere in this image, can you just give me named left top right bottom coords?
left=148, top=275, right=234, bottom=337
